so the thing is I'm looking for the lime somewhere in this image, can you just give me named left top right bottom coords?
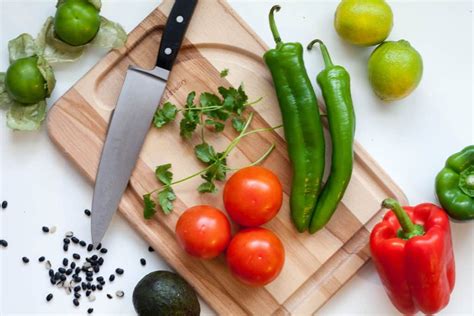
left=334, top=0, right=393, bottom=46
left=368, top=40, right=423, bottom=101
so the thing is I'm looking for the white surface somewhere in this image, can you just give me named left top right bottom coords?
left=0, top=0, right=473, bottom=315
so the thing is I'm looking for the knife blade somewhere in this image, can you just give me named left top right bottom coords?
left=91, top=0, right=198, bottom=246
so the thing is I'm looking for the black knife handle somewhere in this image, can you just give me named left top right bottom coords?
left=156, top=0, right=198, bottom=70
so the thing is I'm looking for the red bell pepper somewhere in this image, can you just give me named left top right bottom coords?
left=370, top=198, right=455, bottom=314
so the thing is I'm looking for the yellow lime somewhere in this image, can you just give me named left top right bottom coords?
left=334, top=0, right=393, bottom=46
left=368, top=40, right=423, bottom=101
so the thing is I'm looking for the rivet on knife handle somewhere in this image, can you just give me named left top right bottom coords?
left=156, top=0, right=198, bottom=71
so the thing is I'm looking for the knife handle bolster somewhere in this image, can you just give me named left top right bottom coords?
left=156, top=0, right=198, bottom=70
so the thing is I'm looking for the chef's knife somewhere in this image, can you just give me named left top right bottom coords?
left=91, top=0, right=198, bottom=246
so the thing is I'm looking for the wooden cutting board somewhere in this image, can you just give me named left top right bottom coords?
left=47, top=0, right=407, bottom=314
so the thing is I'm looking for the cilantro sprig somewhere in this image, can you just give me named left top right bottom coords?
left=152, top=79, right=262, bottom=139
left=143, top=113, right=282, bottom=218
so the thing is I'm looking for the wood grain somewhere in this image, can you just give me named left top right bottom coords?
left=47, top=0, right=407, bottom=314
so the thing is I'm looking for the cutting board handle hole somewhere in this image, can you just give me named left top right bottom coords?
left=176, top=16, right=184, bottom=23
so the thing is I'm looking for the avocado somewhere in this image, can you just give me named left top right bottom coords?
left=133, top=270, right=200, bottom=316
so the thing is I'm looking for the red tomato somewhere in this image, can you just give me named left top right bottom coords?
left=175, top=205, right=231, bottom=259
left=226, top=228, right=285, bottom=286
left=223, top=166, right=283, bottom=227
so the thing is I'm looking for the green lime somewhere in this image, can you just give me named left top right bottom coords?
left=368, top=40, right=423, bottom=101
left=334, top=0, right=393, bottom=46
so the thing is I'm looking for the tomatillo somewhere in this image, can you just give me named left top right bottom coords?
left=54, top=0, right=101, bottom=46
left=5, top=56, right=47, bottom=105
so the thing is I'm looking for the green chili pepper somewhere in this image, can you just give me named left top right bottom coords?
left=263, top=6, right=325, bottom=232
left=436, top=145, right=474, bottom=220
left=307, top=39, right=356, bottom=233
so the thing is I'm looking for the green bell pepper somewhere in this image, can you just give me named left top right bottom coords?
left=436, top=145, right=474, bottom=220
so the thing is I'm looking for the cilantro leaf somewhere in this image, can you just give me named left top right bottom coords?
left=205, top=119, right=225, bottom=132
left=197, top=181, right=217, bottom=193
left=194, top=143, right=218, bottom=164
left=153, top=102, right=178, bottom=128
left=179, top=91, right=200, bottom=139
left=231, top=116, right=246, bottom=132
left=155, top=164, right=173, bottom=185
left=158, top=188, right=176, bottom=215
left=143, top=193, right=157, bottom=219
left=220, top=68, right=229, bottom=78
left=218, top=84, right=248, bottom=115
left=186, top=91, right=196, bottom=107
left=200, top=92, right=221, bottom=108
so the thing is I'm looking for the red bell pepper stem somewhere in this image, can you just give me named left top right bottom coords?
left=382, top=198, right=425, bottom=239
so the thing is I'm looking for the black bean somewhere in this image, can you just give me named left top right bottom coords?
left=86, top=276, right=93, bottom=282
left=82, top=282, right=87, bottom=291
left=1, top=201, right=7, bottom=209
left=87, top=308, right=94, bottom=314
left=50, top=278, right=56, bottom=285
left=22, top=257, right=29, bottom=263
left=148, top=246, right=154, bottom=252
left=100, top=248, right=108, bottom=254
left=38, top=256, right=45, bottom=262
left=115, top=268, right=124, bottom=275
left=63, top=258, right=69, bottom=266
left=85, top=290, right=91, bottom=297
left=75, top=267, right=81, bottom=274
left=54, top=272, right=61, bottom=280
left=91, top=255, right=98, bottom=261
left=91, top=285, right=96, bottom=291
left=84, top=209, right=91, bottom=216
left=70, top=262, right=76, bottom=269
left=46, top=293, right=53, bottom=302
left=42, top=226, right=50, bottom=233
left=71, top=237, right=79, bottom=244
left=107, top=294, right=113, bottom=299
left=66, top=269, right=73, bottom=275
left=74, top=292, right=81, bottom=299
left=60, top=274, right=67, bottom=281
left=73, top=298, right=79, bottom=307
left=86, top=271, right=93, bottom=277
left=87, top=244, right=93, bottom=252
left=0, top=240, right=7, bottom=247
left=86, top=283, right=92, bottom=290
left=58, top=267, right=66, bottom=274
left=63, top=238, right=71, bottom=244
left=93, top=266, right=100, bottom=273
left=49, top=269, right=54, bottom=277
left=97, top=284, right=103, bottom=291
left=109, top=274, right=115, bottom=282
left=140, top=258, right=146, bottom=266
left=74, top=276, right=82, bottom=283
left=98, top=257, right=104, bottom=265
left=79, top=240, right=87, bottom=247
left=74, top=285, right=81, bottom=292
left=96, top=276, right=104, bottom=282
left=63, top=244, right=69, bottom=252
left=73, top=253, right=81, bottom=260
left=95, top=243, right=102, bottom=250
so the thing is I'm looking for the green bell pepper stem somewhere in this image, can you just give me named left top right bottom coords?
left=307, top=39, right=333, bottom=68
left=269, top=5, right=282, bottom=46
left=382, top=198, right=425, bottom=239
